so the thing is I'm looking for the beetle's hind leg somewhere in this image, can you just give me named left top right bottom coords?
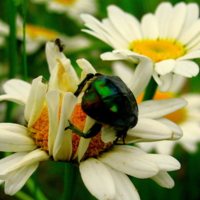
left=65, top=121, right=102, bottom=138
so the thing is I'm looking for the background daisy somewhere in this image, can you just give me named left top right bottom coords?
left=81, top=2, right=200, bottom=92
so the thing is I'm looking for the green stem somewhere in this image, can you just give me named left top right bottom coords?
left=142, top=77, right=157, bottom=101
left=62, top=163, right=79, bottom=200
left=5, top=0, right=17, bottom=122
left=26, top=178, right=48, bottom=200
left=22, top=0, right=28, bottom=81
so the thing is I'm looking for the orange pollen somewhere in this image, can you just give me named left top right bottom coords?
left=29, top=103, right=112, bottom=161
left=137, top=91, right=187, bottom=124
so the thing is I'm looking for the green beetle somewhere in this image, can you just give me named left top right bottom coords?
left=65, top=73, right=138, bottom=142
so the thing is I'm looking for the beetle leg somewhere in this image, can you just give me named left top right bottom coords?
left=65, top=121, right=102, bottom=138
left=74, top=73, right=95, bottom=97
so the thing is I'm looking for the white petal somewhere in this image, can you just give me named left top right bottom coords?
left=178, top=3, right=199, bottom=34
left=24, top=76, right=47, bottom=126
left=112, top=61, right=133, bottom=85
left=0, top=123, right=28, bottom=136
left=158, top=73, right=173, bottom=92
left=98, top=151, right=159, bottom=178
left=173, top=60, right=199, bottom=77
left=139, top=98, right=187, bottom=118
left=155, top=2, right=173, bottom=38
left=157, top=118, right=183, bottom=140
left=0, top=149, right=48, bottom=176
left=45, top=41, right=66, bottom=73
left=80, top=158, right=115, bottom=200
left=0, top=94, right=26, bottom=105
left=128, top=57, right=153, bottom=98
left=5, top=163, right=39, bottom=195
left=155, top=59, right=175, bottom=75
left=77, top=116, right=94, bottom=162
left=0, top=129, right=36, bottom=152
left=179, top=19, right=200, bottom=45
left=101, top=127, right=116, bottom=143
left=77, top=58, right=96, bottom=81
left=128, top=118, right=172, bottom=140
left=169, top=74, right=187, bottom=93
left=105, top=165, right=140, bottom=200
left=2, top=79, right=31, bottom=104
left=151, top=172, right=174, bottom=188
left=141, top=13, right=159, bottom=39
left=53, top=92, right=76, bottom=161
left=177, top=50, right=200, bottom=61
left=101, top=52, right=131, bottom=61
left=167, top=2, right=187, bottom=39
left=107, top=5, right=139, bottom=42
left=0, top=152, right=28, bottom=172
left=137, top=154, right=180, bottom=171
left=46, top=90, right=60, bottom=156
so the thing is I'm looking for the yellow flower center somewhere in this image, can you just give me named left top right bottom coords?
left=26, top=24, right=58, bottom=39
left=54, top=0, right=76, bottom=5
left=130, top=39, right=186, bottom=63
left=29, top=103, right=112, bottom=161
left=137, top=91, right=187, bottom=124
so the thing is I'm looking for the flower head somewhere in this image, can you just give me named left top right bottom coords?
left=81, top=2, right=200, bottom=92
left=31, top=0, right=98, bottom=23
left=0, top=16, right=90, bottom=54
left=0, top=41, right=187, bottom=198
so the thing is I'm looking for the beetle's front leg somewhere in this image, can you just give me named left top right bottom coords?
left=65, top=121, right=102, bottom=138
left=74, top=73, right=95, bottom=97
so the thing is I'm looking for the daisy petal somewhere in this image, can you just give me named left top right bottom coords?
left=155, top=2, right=173, bottom=38
left=80, top=158, right=115, bottom=200
left=0, top=123, right=28, bottom=136
left=99, top=151, right=159, bottom=178
left=77, top=58, right=96, bottom=81
left=2, top=79, right=31, bottom=104
left=5, top=163, right=39, bottom=195
left=101, top=52, right=131, bottom=61
left=167, top=2, right=187, bottom=39
left=173, top=60, right=199, bottom=77
left=177, top=50, right=200, bottom=60
left=0, top=129, right=36, bottom=152
left=0, top=94, right=26, bottom=105
left=139, top=98, right=187, bottom=118
left=137, top=154, right=180, bottom=171
left=155, top=59, right=175, bottom=75
left=128, top=57, right=153, bottom=98
left=24, top=76, right=47, bottom=126
left=128, top=118, right=172, bottom=140
left=0, top=149, right=48, bottom=176
left=105, top=165, right=140, bottom=200
left=45, top=41, right=66, bottom=73
left=151, top=172, right=174, bottom=188
left=53, top=92, right=76, bottom=161
left=46, top=90, right=60, bottom=156
left=157, top=118, right=183, bottom=140
left=141, top=13, right=159, bottom=39
left=158, top=73, right=173, bottom=93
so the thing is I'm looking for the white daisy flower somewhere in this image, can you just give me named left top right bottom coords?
left=0, top=16, right=90, bottom=54
left=113, top=61, right=200, bottom=155
left=0, top=41, right=186, bottom=198
left=81, top=2, right=200, bottom=92
left=31, top=0, right=98, bottom=23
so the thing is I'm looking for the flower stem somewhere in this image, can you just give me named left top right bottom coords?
left=5, top=0, right=17, bottom=122
left=62, top=163, right=79, bottom=200
left=22, top=0, right=28, bottom=81
left=142, top=77, right=157, bottom=101
left=26, top=178, right=48, bottom=200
